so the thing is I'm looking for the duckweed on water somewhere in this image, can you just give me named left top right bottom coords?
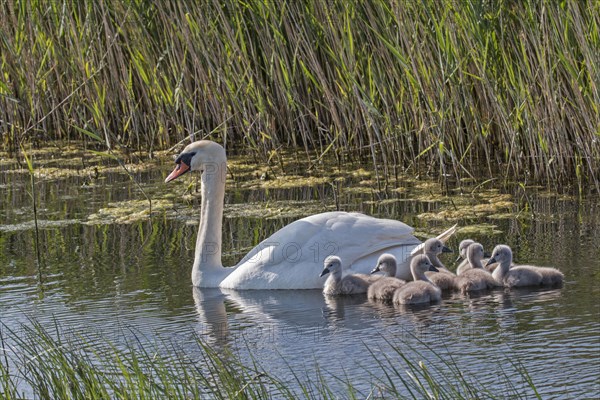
left=250, top=175, right=332, bottom=190
left=0, top=219, right=82, bottom=233
left=456, top=224, right=504, bottom=236
left=86, top=200, right=174, bottom=225
left=0, top=140, right=546, bottom=233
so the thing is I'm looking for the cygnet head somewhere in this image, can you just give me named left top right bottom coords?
left=411, top=254, right=438, bottom=277
left=320, top=256, right=343, bottom=277
left=466, top=242, right=485, bottom=266
left=423, top=238, right=453, bottom=256
left=165, top=140, right=227, bottom=182
left=456, top=239, right=475, bottom=262
left=486, top=244, right=512, bottom=266
left=370, top=253, right=397, bottom=276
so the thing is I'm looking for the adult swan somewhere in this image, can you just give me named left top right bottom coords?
left=165, top=140, right=456, bottom=289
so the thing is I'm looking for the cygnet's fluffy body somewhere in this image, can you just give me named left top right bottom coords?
left=393, top=255, right=441, bottom=305
left=456, top=243, right=499, bottom=293
left=487, top=245, right=552, bottom=288
left=422, top=238, right=457, bottom=291
left=320, top=256, right=370, bottom=296
left=367, top=254, right=406, bottom=301
left=536, top=266, right=565, bottom=286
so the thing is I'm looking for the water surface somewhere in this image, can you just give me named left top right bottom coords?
left=0, top=147, right=599, bottom=398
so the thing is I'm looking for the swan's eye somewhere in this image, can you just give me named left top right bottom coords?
left=175, top=152, right=196, bottom=168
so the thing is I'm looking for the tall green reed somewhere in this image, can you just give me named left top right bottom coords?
left=0, top=0, right=598, bottom=191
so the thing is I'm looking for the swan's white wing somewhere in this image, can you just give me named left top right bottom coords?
left=220, top=212, right=422, bottom=289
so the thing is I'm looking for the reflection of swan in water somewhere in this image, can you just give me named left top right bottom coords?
left=322, top=294, right=369, bottom=322
left=192, top=288, right=230, bottom=344
left=192, top=287, right=380, bottom=343
left=165, top=140, right=456, bottom=289
left=193, top=287, right=329, bottom=342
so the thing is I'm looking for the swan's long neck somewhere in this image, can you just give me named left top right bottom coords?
left=412, top=265, right=431, bottom=283
left=492, top=252, right=512, bottom=281
left=192, top=162, right=231, bottom=287
left=467, top=252, right=483, bottom=269
left=386, top=264, right=397, bottom=278
left=427, top=252, right=447, bottom=271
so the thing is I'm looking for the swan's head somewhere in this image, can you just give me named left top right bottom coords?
left=370, top=253, right=397, bottom=276
left=456, top=239, right=474, bottom=262
left=165, top=140, right=227, bottom=183
left=423, top=238, right=453, bottom=256
left=411, top=254, right=438, bottom=274
left=320, top=256, right=342, bottom=277
left=466, top=242, right=484, bottom=265
left=486, top=244, right=512, bottom=266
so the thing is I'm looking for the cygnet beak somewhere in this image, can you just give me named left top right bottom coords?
left=442, top=246, right=453, bottom=253
left=485, top=257, right=497, bottom=266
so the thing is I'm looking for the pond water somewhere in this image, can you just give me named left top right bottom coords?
left=0, top=146, right=599, bottom=398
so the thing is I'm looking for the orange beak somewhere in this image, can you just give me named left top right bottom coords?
left=165, top=162, right=190, bottom=183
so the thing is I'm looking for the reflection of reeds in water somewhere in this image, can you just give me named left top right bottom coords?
left=21, top=147, right=43, bottom=284
left=0, top=319, right=541, bottom=399
left=1, top=1, right=597, bottom=191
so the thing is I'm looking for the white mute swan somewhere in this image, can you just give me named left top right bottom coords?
left=456, top=243, right=499, bottom=293
left=487, top=245, right=563, bottom=287
left=165, top=140, right=456, bottom=289
left=422, top=238, right=457, bottom=291
left=393, top=255, right=441, bottom=305
left=367, top=254, right=406, bottom=301
left=320, top=256, right=370, bottom=296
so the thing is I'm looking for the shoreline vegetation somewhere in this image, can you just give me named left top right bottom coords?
left=0, top=320, right=541, bottom=399
left=1, top=0, right=598, bottom=193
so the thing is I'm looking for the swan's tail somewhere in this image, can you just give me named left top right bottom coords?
left=410, top=224, right=458, bottom=256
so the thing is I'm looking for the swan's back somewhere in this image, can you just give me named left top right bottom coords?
left=353, top=273, right=382, bottom=284
left=425, top=271, right=457, bottom=291
left=501, top=266, right=543, bottom=287
left=368, top=277, right=406, bottom=301
left=456, top=261, right=471, bottom=276
left=223, top=211, right=422, bottom=289
left=393, top=281, right=442, bottom=304
left=459, top=260, right=498, bottom=275
left=393, top=255, right=441, bottom=304
left=536, top=267, right=564, bottom=286
left=457, top=269, right=499, bottom=293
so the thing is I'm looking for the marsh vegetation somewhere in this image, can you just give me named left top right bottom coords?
left=1, top=0, right=598, bottom=192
